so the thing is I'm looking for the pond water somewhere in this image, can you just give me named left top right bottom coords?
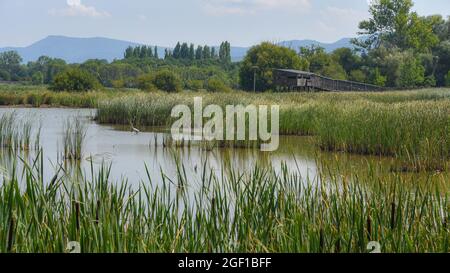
left=0, top=108, right=398, bottom=189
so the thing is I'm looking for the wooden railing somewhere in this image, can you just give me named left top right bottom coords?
left=312, top=75, right=384, bottom=92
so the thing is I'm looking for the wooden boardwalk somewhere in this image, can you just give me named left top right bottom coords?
left=273, top=69, right=384, bottom=92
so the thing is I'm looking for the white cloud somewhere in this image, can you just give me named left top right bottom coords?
left=202, top=0, right=311, bottom=15
left=49, top=0, right=110, bottom=18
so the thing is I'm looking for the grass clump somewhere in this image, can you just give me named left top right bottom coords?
left=0, top=112, right=41, bottom=151
left=63, top=117, right=86, bottom=161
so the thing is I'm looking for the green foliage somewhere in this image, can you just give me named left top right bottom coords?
left=206, top=77, right=231, bottom=92
left=50, top=68, right=101, bottom=92
left=31, top=71, right=44, bottom=85
left=349, top=70, right=367, bottom=82
left=152, top=70, right=182, bottom=92
left=355, top=0, right=438, bottom=52
left=240, top=42, right=309, bottom=91
left=321, top=62, right=347, bottom=80
left=136, top=73, right=156, bottom=91
left=424, top=75, right=436, bottom=87
left=124, top=45, right=155, bottom=59
left=372, top=68, right=387, bottom=87
left=332, top=48, right=361, bottom=73
left=0, top=70, right=11, bottom=81
left=300, top=45, right=328, bottom=72
left=445, top=71, right=450, bottom=87
left=186, top=79, right=204, bottom=91
left=0, top=51, right=25, bottom=81
left=397, top=56, right=425, bottom=88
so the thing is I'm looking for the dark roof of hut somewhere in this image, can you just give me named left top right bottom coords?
left=274, top=69, right=316, bottom=76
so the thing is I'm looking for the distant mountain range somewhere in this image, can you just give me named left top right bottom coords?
left=0, top=35, right=356, bottom=64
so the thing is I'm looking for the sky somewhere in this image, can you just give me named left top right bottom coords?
left=1, top=0, right=449, bottom=48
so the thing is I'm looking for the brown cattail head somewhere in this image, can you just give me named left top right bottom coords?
left=390, top=202, right=396, bottom=230
left=7, top=214, right=15, bottom=253
left=367, top=214, right=372, bottom=241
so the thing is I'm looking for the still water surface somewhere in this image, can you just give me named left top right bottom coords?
left=0, top=108, right=397, bottom=189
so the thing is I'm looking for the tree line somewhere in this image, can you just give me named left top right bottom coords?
left=1, top=0, right=449, bottom=92
left=240, top=0, right=450, bottom=91
left=123, top=41, right=231, bottom=63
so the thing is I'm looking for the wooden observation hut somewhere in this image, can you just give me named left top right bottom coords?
left=273, top=69, right=384, bottom=92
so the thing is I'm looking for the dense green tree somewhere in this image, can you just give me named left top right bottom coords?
left=124, top=46, right=134, bottom=59
left=173, top=42, right=181, bottom=59
left=371, top=68, right=387, bottom=87
left=0, top=51, right=24, bottom=81
left=332, top=48, right=361, bottom=74
left=239, top=42, right=309, bottom=91
left=321, top=62, right=348, bottom=80
left=0, top=51, right=22, bottom=66
left=219, top=41, right=231, bottom=63
left=31, top=71, right=44, bottom=85
left=299, top=46, right=330, bottom=73
left=195, top=46, right=203, bottom=60
left=349, top=70, right=367, bottom=83
left=202, top=46, right=211, bottom=60
left=397, top=56, right=425, bottom=87
left=355, top=0, right=438, bottom=53
left=50, top=68, right=101, bottom=92
left=180, top=43, right=189, bottom=59
left=152, top=70, right=182, bottom=92
left=189, top=44, right=195, bottom=60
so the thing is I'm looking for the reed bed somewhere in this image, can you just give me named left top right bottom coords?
left=0, top=152, right=448, bottom=253
left=96, top=89, right=450, bottom=170
left=0, top=84, right=136, bottom=108
left=0, top=112, right=41, bottom=151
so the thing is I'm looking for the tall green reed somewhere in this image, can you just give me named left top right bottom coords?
left=0, top=152, right=448, bottom=253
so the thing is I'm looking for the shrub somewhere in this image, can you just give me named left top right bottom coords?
left=372, top=68, right=387, bottom=87
left=31, top=71, right=44, bottom=85
left=349, top=70, right=367, bottom=83
left=50, top=68, right=101, bottom=92
left=424, top=75, right=436, bottom=87
left=186, top=79, right=204, bottom=91
left=136, top=73, right=156, bottom=91
left=153, top=70, right=182, bottom=92
left=0, top=69, right=11, bottom=81
left=397, top=57, right=425, bottom=88
left=206, top=77, right=231, bottom=92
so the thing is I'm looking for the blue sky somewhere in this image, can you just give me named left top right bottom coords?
left=1, top=0, right=449, bottom=47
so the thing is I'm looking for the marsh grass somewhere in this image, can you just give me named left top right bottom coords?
left=0, top=112, right=41, bottom=151
left=0, top=152, right=448, bottom=253
left=63, top=118, right=87, bottom=161
left=0, top=83, right=138, bottom=108
left=96, top=89, right=450, bottom=171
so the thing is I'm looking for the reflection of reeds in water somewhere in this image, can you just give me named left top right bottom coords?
left=63, top=118, right=86, bottom=161
left=0, top=112, right=41, bottom=151
left=154, top=134, right=263, bottom=151
left=0, top=152, right=448, bottom=253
